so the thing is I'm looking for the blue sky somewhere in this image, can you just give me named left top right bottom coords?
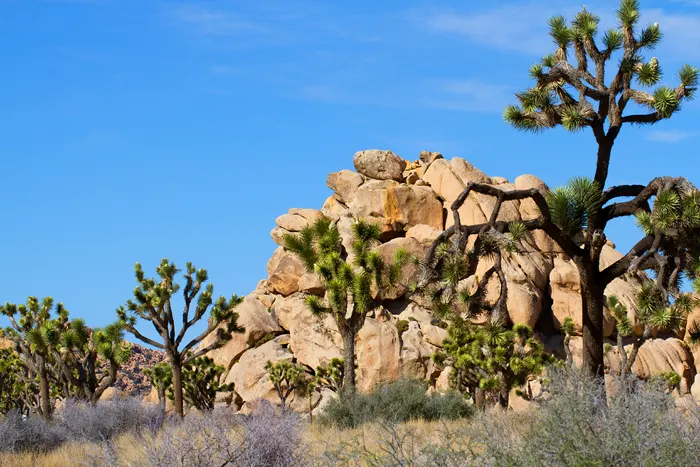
left=1, top=0, right=699, bottom=342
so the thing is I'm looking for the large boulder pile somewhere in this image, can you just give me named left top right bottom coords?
left=200, top=149, right=699, bottom=410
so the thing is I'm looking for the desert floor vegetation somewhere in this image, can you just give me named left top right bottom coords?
left=1, top=367, right=698, bottom=467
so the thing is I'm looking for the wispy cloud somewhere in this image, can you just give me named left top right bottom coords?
left=646, top=129, right=697, bottom=143
left=167, top=4, right=267, bottom=36
left=410, top=1, right=700, bottom=59
left=422, top=79, right=513, bottom=113
left=409, top=2, right=585, bottom=55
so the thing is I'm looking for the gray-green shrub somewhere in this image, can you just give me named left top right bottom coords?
left=318, top=378, right=472, bottom=429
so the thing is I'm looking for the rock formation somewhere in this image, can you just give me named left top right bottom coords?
left=197, top=149, right=699, bottom=410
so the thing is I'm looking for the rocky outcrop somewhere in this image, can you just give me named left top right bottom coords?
left=196, top=149, right=698, bottom=411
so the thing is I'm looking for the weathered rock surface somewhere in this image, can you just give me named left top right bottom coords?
left=606, top=338, right=697, bottom=394
left=196, top=151, right=692, bottom=412
left=225, top=335, right=294, bottom=403
left=267, top=247, right=306, bottom=296
left=199, top=295, right=283, bottom=371
left=353, top=149, right=406, bottom=181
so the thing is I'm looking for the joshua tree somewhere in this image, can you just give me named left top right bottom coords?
left=0, top=297, right=68, bottom=418
left=434, top=320, right=554, bottom=409
left=608, top=285, right=695, bottom=379
left=265, top=360, right=308, bottom=410
left=0, top=347, right=33, bottom=416
left=421, top=0, right=699, bottom=379
left=314, top=357, right=344, bottom=393
left=283, top=218, right=408, bottom=394
left=174, top=356, right=233, bottom=411
left=54, top=320, right=132, bottom=404
left=117, top=259, right=244, bottom=416
left=144, top=362, right=172, bottom=410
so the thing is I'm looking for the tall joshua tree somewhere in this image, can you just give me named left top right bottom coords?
left=0, top=297, right=67, bottom=419
left=117, top=259, right=244, bottom=416
left=283, top=218, right=408, bottom=394
left=421, top=0, right=699, bottom=379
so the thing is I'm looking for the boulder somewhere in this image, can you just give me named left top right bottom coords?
left=321, top=195, right=351, bottom=221
left=298, top=272, right=324, bottom=295
left=267, top=247, right=305, bottom=296
left=275, top=208, right=323, bottom=232
left=419, top=150, right=444, bottom=164
left=356, top=318, right=401, bottom=392
left=348, top=181, right=443, bottom=235
left=397, top=302, right=434, bottom=323
left=273, top=294, right=343, bottom=370
left=327, top=170, right=364, bottom=203
left=406, top=224, right=442, bottom=244
left=372, top=237, right=428, bottom=300
left=605, top=338, right=697, bottom=393
left=99, top=387, right=126, bottom=401
left=691, top=374, right=700, bottom=405
left=225, top=335, right=294, bottom=403
left=435, top=366, right=453, bottom=391
left=422, top=323, right=449, bottom=347
left=353, top=149, right=406, bottom=181
left=197, top=295, right=283, bottom=370
left=400, top=322, right=434, bottom=379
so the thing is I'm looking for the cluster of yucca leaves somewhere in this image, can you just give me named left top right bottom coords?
left=0, top=297, right=131, bottom=417
left=0, top=347, right=33, bottom=415
left=284, top=218, right=408, bottom=319
left=434, top=320, right=554, bottom=408
left=503, top=0, right=698, bottom=133
left=546, top=177, right=602, bottom=237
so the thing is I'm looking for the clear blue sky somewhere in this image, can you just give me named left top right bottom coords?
left=1, top=0, right=699, bottom=342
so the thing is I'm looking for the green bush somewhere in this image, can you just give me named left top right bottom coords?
left=318, top=378, right=472, bottom=429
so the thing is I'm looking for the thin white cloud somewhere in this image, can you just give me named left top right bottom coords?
left=411, top=1, right=700, bottom=60
left=422, top=79, right=513, bottom=113
left=646, top=129, right=697, bottom=143
left=167, top=4, right=267, bottom=36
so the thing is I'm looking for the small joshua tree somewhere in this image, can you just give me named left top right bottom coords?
left=608, top=286, right=694, bottom=380
left=314, top=357, right=344, bottom=393
left=117, top=259, right=244, bottom=416
left=145, top=362, right=172, bottom=410
left=1, top=297, right=68, bottom=418
left=434, top=320, right=554, bottom=409
left=0, top=347, right=33, bottom=416
left=173, top=356, right=233, bottom=411
left=55, top=320, right=132, bottom=404
left=283, top=218, right=407, bottom=394
left=265, top=360, right=308, bottom=410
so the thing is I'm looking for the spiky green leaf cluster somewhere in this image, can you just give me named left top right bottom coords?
left=314, top=358, right=344, bottom=393
left=437, top=321, right=554, bottom=403
left=284, top=217, right=407, bottom=326
left=546, top=177, right=602, bottom=235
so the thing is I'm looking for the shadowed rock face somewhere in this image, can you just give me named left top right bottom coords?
left=186, top=149, right=699, bottom=410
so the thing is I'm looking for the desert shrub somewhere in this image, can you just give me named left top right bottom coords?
left=142, top=408, right=239, bottom=467
left=0, top=397, right=165, bottom=454
left=238, top=400, right=308, bottom=467
left=0, top=411, right=65, bottom=453
left=59, top=397, right=165, bottom=443
left=455, top=366, right=700, bottom=466
left=141, top=400, right=307, bottom=467
left=319, top=378, right=472, bottom=429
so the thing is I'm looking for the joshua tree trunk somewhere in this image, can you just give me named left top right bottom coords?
left=340, top=329, right=356, bottom=395
left=497, top=372, right=509, bottom=409
left=474, top=387, right=485, bottom=411
left=38, top=359, right=51, bottom=419
left=171, top=359, right=184, bottom=417
left=576, top=259, right=606, bottom=380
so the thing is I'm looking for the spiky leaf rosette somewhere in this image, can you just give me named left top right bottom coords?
left=546, top=177, right=602, bottom=236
